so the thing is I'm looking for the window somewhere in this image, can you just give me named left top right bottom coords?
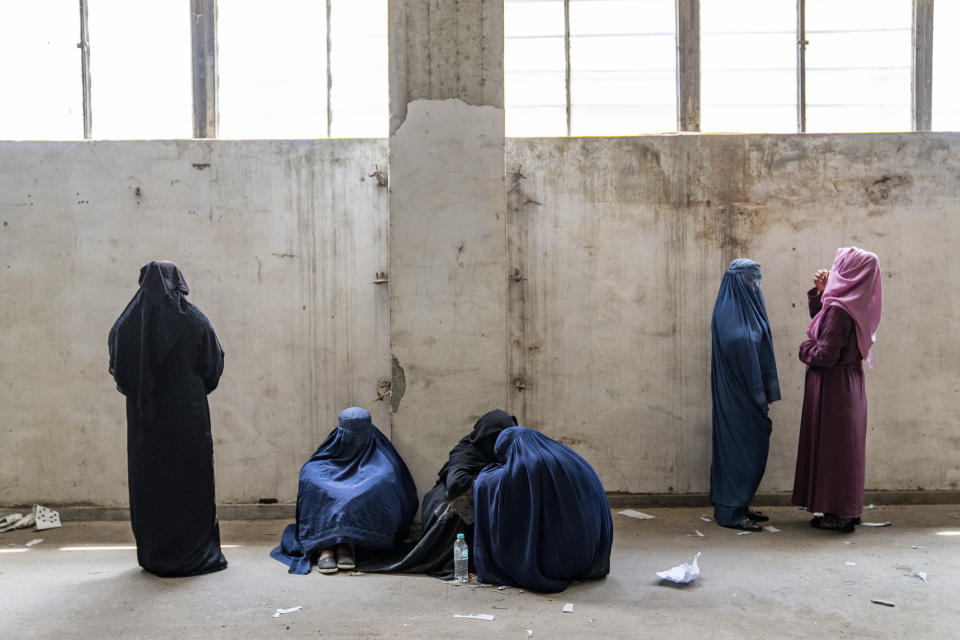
left=804, top=0, right=911, bottom=133
left=0, top=1, right=81, bottom=140
left=218, top=0, right=328, bottom=139
left=328, top=0, right=388, bottom=138
left=932, top=0, right=960, bottom=131
left=569, top=0, right=675, bottom=135
left=89, top=0, right=192, bottom=139
left=505, top=0, right=567, bottom=137
left=700, top=0, right=795, bottom=133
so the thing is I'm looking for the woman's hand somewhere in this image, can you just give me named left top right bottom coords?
left=813, top=269, right=830, bottom=294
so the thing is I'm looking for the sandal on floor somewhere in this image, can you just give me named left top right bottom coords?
left=723, top=517, right=762, bottom=532
left=745, top=508, right=769, bottom=522
left=316, top=554, right=338, bottom=574
left=336, top=547, right=356, bottom=570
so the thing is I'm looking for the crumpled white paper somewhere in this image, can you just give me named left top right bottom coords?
left=453, top=614, right=495, bottom=621
left=272, top=606, right=302, bottom=618
left=657, top=552, right=701, bottom=584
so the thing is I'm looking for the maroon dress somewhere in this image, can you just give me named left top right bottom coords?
left=792, top=288, right=867, bottom=518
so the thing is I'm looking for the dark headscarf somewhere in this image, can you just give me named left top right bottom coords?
left=109, top=261, right=192, bottom=424
left=438, top=409, right=517, bottom=500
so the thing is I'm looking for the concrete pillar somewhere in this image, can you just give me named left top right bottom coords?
left=387, top=0, right=508, bottom=496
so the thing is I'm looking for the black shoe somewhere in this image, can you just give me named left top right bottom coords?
left=723, top=517, right=762, bottom=532
left=336, top=548, right=355, bottom=570
left=745, top=508, right=769, bottom=522
left=316, top=555, right=338, bottom=574
left=814, top=513, right=855, bottom=533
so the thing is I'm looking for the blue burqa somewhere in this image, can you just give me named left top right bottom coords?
left=270, top=407, right=418, bottom=574
left=710, top=259, right=780, bottom=526
left=473, top=427, right=613, bottom=592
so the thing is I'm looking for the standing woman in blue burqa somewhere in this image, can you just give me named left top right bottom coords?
left=108, top=261, right=227, bottom=576
left=710, top=259, right=780, bottom=531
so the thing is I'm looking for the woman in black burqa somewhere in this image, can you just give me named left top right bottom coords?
left=108, top=261, right=227, bottom=577
left=363, top=409, right=517, bottom=578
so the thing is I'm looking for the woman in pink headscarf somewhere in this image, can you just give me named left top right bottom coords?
left=792, top=247, right=882, bottom=533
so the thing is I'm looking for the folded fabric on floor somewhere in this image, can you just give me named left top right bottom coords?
left=271, top=407, right=418, bottom=575
left=361, top=409, right=517, bottom=578
left=473, top=426, right=613, bottom=592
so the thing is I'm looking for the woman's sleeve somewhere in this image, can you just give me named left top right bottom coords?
left=807, top=287, right=823, bottom=318
left=799, top=306, right=853, bottom=368
left=198, top=323, right=225, bottom=394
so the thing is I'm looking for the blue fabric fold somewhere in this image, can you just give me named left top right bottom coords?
left=472, top=427, right=613, bottom=592
left=710, top=259, right=780, bottom=526
left=270, top=407, right=418, bottom=574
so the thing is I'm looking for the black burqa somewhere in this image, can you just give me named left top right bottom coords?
left=109, top=261, right=227, bottom=577
left=362, top=409, right=517, bottom=578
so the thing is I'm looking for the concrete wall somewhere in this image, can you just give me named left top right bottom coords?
left=2, top=132, right=959, bottom=508
left=505, top=133, right=960, bottom=496
left=0, top=140, right=390, bottom=506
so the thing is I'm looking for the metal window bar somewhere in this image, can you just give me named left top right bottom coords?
left=564, top=0, right=572, bottom=136
left=796, top=0, right=806, bottom=133
left=78, top=0, right=92, bottom=139
left=913, top=0, right=934, bottom=131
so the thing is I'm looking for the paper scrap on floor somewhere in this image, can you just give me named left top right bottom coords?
left=562, top=603, right=574, bottom=613
left=24, top=538, right=43, bottom=547
left=861, top=522, right=892, bottom=527
left=33, top=505, right=61, bottom=531
left=272, top=606, right=302, bottom=618
left=917, top=572, right=928, bottom=582
left=699, top=516, right=712, bottom=522
left=765, top=526, right=781, bottom=533
left=657, top=552, right=701, bottom=584
left=454, top=614, right=495, bottom=621
left=0, top=513, right=34, bottom=534
left=618, top=510, right=655, bottom=519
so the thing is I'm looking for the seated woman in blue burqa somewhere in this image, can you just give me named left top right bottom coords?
left=108, top=261, right=227, bottom=577
left=271, top=407, right=418, bottom=574
left=472, top=426, right=613, bottom=592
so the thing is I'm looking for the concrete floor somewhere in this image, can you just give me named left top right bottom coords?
left=2, top=505, right=958, bottom=639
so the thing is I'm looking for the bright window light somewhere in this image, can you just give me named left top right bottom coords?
left=329, top=0, right=388, bottom=138
left=0, top=1, right=82, bottom=140
left=219, top=0, right=328, bottom=138
left=88, top=0, right=192, bottom=139
left=804, top=0, right=911, bottom=133
left=701, top=0, right=796, bottom=133
left=932, top=1, right=960, bottom=131
left=569, top=0, right=676, bottom=135
left=936, top=530, right=960, bottom=537
left=505, top=0, right=567, bottom=137
left=0, top=548, right=30, bottom=554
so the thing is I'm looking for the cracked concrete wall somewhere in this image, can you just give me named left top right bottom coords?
left=506, top=133, right=960, bottom=496
left=0, top=140, right=390, bottom=506
left=3, top=132, right=958, bottom=509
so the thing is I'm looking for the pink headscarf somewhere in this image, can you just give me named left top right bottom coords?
left=807, top=247, right=883, bottom=367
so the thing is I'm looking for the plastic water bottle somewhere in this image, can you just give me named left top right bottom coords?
left=453, top=533, right=469, bottom=582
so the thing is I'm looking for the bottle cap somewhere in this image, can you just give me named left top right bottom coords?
left=456, top=533, right=465, bottom=539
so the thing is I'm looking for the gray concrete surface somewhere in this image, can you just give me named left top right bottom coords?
left=504, top=133, right=960, bottom=496
left=2, top=505, right=958, bottom=639
left=387, top=0, right=509, bottom=496
left=3, top=133, right=960, bottom=508
left=0, top=139, right=391, bottom=506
